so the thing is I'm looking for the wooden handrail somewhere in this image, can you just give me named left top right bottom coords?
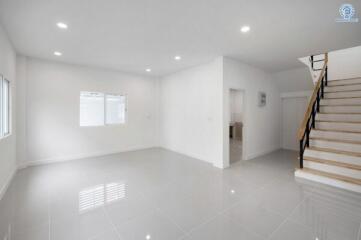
left=297, top=53, right=328, bottom=140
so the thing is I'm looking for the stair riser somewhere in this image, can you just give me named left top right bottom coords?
left=311, top=130, right=361, bottom=142
left=325, top=91, right=361, bottom=98
left=295, top=170, right=361, bottom=193
left=328, top=78, right=361, bottom=86
left=325, top=85, right=361, bottom=92
left=304, top=149, right=361, bottom=166
left=303, top=161, right=361, bottom=179
left=320, top=106, right=361, bottom=113
left=321, top=98, right=361, bottom=105
left=316, top=122, right=361, bottom=132
left=316, top=114, right=361, bottom=122
left=310, top=139, right=361, bottom=154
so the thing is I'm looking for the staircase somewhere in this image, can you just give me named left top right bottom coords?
left=295, top=53, right=361, bottom=193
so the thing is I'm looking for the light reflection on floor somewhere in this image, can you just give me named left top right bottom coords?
left=0, top=148, right=360, bottom=240
left=79, top=182, right=126, bottom=213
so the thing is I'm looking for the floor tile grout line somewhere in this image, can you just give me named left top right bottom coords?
left=264, top=183, right=324, bottom=238
left=6, top=149, right=361, bottom=240
left=176, top=201, right=242, bottom=239
left=102, top=206, right=123, bottom=240
left=175, top=169, right=297, bottom=240
left=176, top=190, right=257, bottom=239
left=265, top=195, right=308, bottom=240
left=154, top=174, right=257, bottom=239
left=156, top=208, right=188, bottom=235
left=137, top=186, right=191, bottom=235
left=219, top=192, right=294, bottom=240
left=225, top=212, right=266, bottom=240
left=103, top=202, right=173, bottom=240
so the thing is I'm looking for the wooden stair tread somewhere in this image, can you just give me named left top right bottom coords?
left=303, top=156, right=361, bottom=171
left=314, top=128, right=361, bottom=134
left=325, top=89, right=361, bottom=93
left=323, top=97, right=361, bottom=100
left=307, top=146, right=361, bottom=157
left=329, top=77, right=361, bottom=82
left=300, top=168, right=361, bottom=185
left=310, top=137, right=361, bottom=145
left=320, top=104, right=361, bottom=107
left=326, top=83, right=361, bottom=87
left=319, top=112, right=361, bottom=115
left=316, top=120, right=361, bottom=124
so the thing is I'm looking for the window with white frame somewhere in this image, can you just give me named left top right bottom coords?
left=80, top=91, right=126, bottom=127
left=0, top=76, right=10, bottom=138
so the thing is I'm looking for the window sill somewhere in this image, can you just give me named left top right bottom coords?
left=0, top=133, right=12, bottom=142
left=80, top=123, right=126, bottom=128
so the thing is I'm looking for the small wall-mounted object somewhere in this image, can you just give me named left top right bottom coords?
left=258, top=92, right=266, bottom=107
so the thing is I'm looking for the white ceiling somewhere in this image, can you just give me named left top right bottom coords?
left=0, top=0, right=360, bottom=76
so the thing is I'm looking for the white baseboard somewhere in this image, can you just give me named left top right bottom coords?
left=18, top=145, right=157, bottom=169
left=0, top=166, right=17, bottom=201
left=281, top=146, right=298, bottom=151
left=160, top=145, right=281, bottom=166
left=159, top=146, right=214, bottom=166
left=245, top=146, right=280, bottom=160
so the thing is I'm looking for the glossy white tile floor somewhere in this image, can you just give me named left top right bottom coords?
left=1, top=148, right=361, bottom=240
left=230, top=139, right=242, bottom=164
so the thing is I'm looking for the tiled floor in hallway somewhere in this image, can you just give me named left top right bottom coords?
left=0, top=148, right=361, bottom=240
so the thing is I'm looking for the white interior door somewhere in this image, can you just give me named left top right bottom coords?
left=282, top=97, right=308, bottom=150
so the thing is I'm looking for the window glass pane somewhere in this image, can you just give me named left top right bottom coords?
left=80, top=91, right=105, bottom=126
left=106, top=95, right=126, bottom=124
left=3, top=79, right=9, bottom=135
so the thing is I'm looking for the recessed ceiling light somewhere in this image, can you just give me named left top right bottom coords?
left=146, top=234, right=151, bottom=240
left=240, top=25, right=250, bottom=33
left=54, top=51, right=62, bottom=56
left=146, top=68, right=151, bottom=72
left=174, top=55, right=181, bottom=61
left=57, top=22, right=68, bottom=29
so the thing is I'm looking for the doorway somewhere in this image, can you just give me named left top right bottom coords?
left=229, top=89, right=244, bottom=164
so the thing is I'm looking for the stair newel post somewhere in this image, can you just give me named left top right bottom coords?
left=299, top=140, right=303, bottom=169
left=316, top=90, right=320, bottom=113
left=325, top=66, right=328, bottom=86
left=311, top=102, right=316, bottom=128
left=321, top=77, right=324, bottom=98
left=306, top=119, right=310, bottom=147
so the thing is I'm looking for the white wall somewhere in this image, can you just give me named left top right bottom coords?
left=223, top=57, right=281, bottom=167
left=281, top=96, right=308, bottom=150
left=16, top=56, right=27, bottom=166
left=0, top=24, right=16, bottom=198
left=273, top=66, right=313, bottom=151
left=229, top=89, right=243, bottom=123
left=328, top=45, right=361, bottom=80
left=159, top=58, right=224, bottom=167
left=298, top=45, right=361, bottom=83
left=16, top=57, right=158, bottom=167
left=159, top=57, right=281, bottom=168
left=273, top=67, right=314, bottom=93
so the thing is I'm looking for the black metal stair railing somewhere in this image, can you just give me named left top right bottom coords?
left=298, top=53, right=328, bottom=169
